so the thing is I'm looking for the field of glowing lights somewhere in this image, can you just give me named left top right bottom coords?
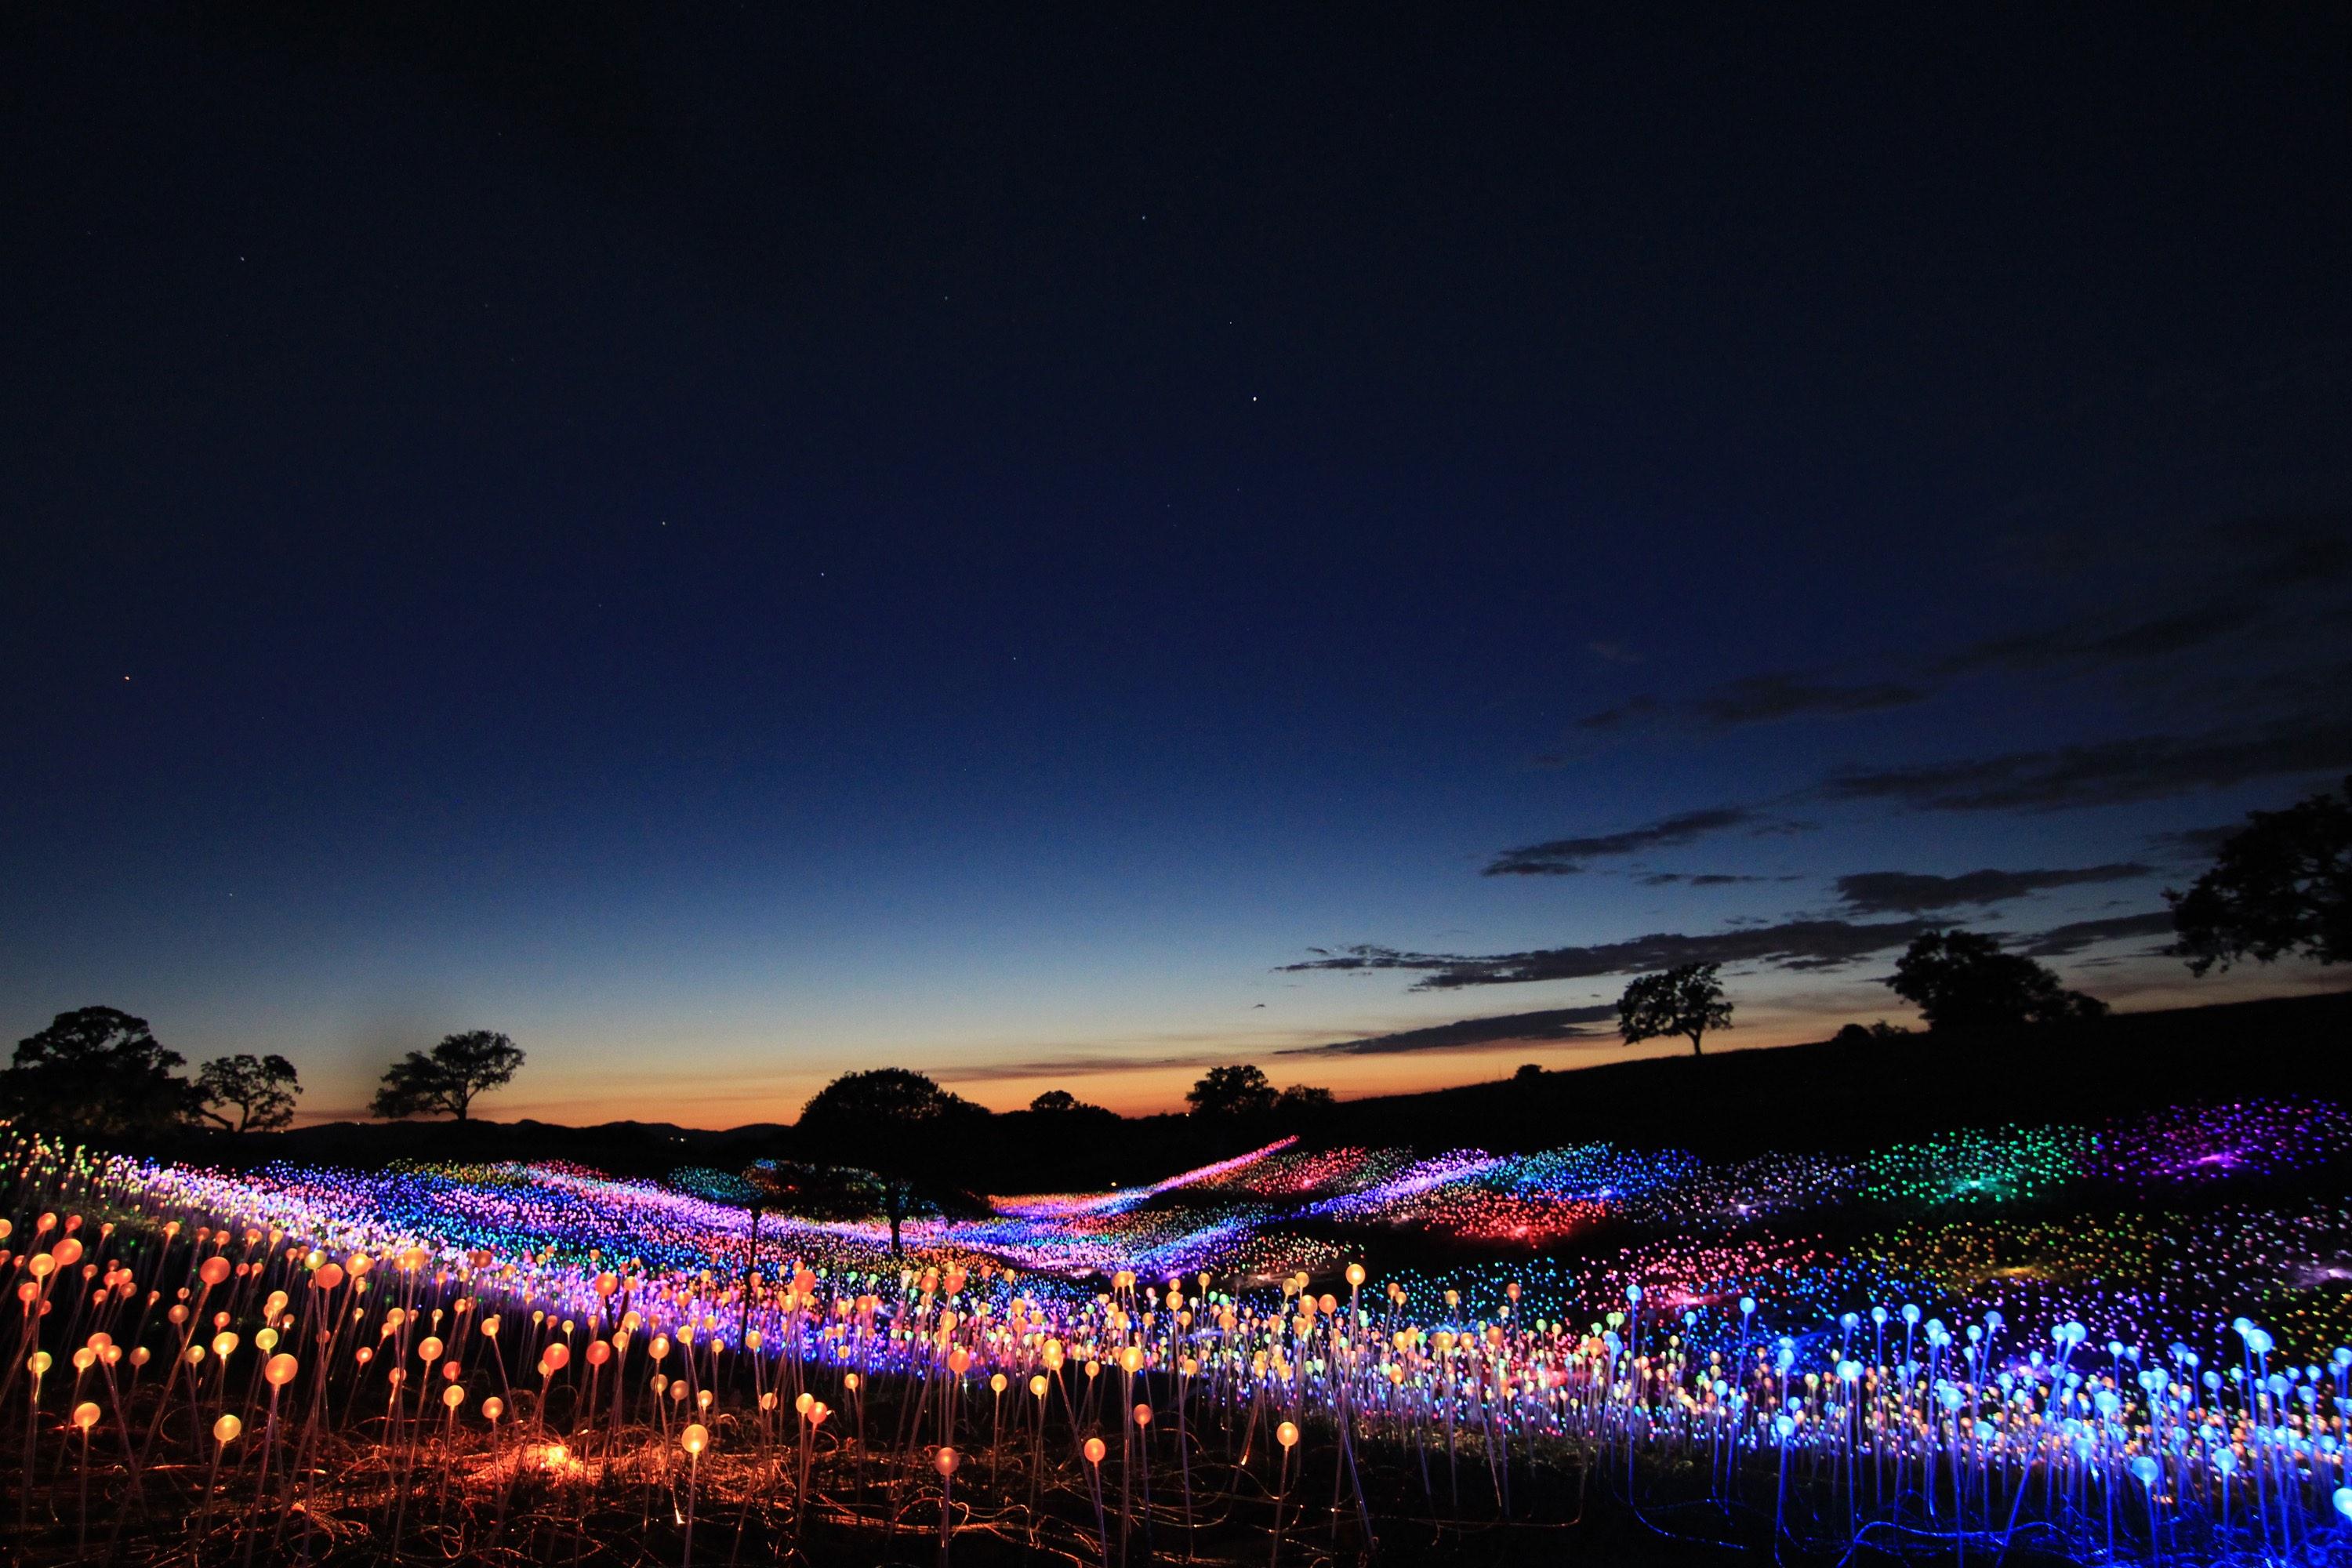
left=8, top=1096, right=2352, bottom=1566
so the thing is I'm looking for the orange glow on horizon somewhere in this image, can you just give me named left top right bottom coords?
left=277, top=964, right=2339, bottom=1131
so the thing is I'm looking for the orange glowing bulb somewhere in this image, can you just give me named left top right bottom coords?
left=213, top=1414, right=242, bottom=1445
left=1083, top=1436, right=1106, bottom=1465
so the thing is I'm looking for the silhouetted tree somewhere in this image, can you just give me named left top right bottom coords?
left=1617, top=963, right=1734, bottom=1057
left=370, top=1030, right=526, bottom=1120
left=1275, top=1083, right=1334, bottom=1127
left=1887, top=931, right=2106, bottom=1030
left=2169, top=776, right=2352, bottom=975
left=1514, top=1062, right=1545, bottom=1082
left=0, top=1006, right=196, bottom=1140
left=794, top=1069, right=989, bottom=1255
left=1185, top=1063, right=1277, bottom=1118
left=1028, top=1088, right=1116, bottom=1119
left=194, top=1053, right=302, bottom=1133
left=1833, top=1023, right=1874, bottom=1047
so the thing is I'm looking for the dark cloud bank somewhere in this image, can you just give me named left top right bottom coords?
left=1280, top=1005, right=1620, bottom=1056
left=1483, top=807, right=1805, bottom=877
left=1831, top=862, right=2151, bottom=915
left=1285, top=904, right=2184, bottom=993
left=1282, top=917, right=1947, bottom=990
left=1822, top=720, right=2352, bottom=813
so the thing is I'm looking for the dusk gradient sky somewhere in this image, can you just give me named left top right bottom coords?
left=5, top=9, right=2348, bottom=1125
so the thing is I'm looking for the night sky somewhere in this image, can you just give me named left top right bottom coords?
left=5, top=9, right=2348, bottom=1124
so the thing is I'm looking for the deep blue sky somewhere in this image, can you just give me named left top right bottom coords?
left=5, top=8, right=2347, bottom=1123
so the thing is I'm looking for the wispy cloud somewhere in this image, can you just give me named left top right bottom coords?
left=1280, top=917, right=1943, bottom=990
left=1580, top=674, right=1928, bottom=734
left=1821, top=720, right=2352, bottom=812
left=1571, top=612, right=2277, bottom=739
left=1278, top=1005, right=1617, bottom=1056
left=1566, top=509, right=2350, bottom=744
left=1832, top=862, right=2152, bottom=915
left=2015, top=909, right=2178, bottom=958
left=1483, top=806, right=1788, bottom=877
left=2143, top=822, right=2241, bottom=859
left=1933, top=606, right=2264, bottom=678
left=928, top=1051, right=1239, bottom=1084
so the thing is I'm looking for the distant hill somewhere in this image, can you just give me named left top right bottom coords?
left=1314, top=987, right=2352, bottom=1160
left=149, top=988, right=2350, bottom=1185
left=193, top=1116, right=790, bottom=1179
